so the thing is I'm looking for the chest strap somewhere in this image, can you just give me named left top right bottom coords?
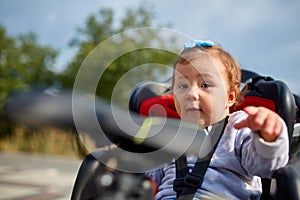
left=173, top=116, right=228, bottom=199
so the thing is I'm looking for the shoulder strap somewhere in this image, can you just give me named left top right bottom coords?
left=173, top=155, right=188, bottom=198
left=173, top=116, right=228, bottom=199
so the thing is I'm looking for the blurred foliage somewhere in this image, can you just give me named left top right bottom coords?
left=0, top=126, right=84, bottom=158
left=0, top=26, right=58, bottom=111
left=0, top=25, right=60, bottom=153
left=60, top=4, right=178, bottom=106
left=0, top=3, right=179, bottom=156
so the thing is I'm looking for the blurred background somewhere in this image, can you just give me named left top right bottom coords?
left=0, top=0, right=300, bottom=159
left=0, top=0, right=299, bottom=168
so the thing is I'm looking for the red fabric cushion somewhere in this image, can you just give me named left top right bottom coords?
left=140, top=94, right=275, bottom=119
left=230, top=96, right=276, bottom=113
left=139, top=94, right=180, bottom=118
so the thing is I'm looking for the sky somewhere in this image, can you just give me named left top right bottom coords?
left=0, top=0, right=300, bottom=94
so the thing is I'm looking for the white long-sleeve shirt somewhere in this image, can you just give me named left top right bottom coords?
left=146, top=111, right=289, bottom=200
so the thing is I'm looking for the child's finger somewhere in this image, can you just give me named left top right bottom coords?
left=234, top=106, right=266, bottom=131
left=261, top=113, right=276, bottom=135
left=251, top=108, right=269, bottom=128
left=242, top=106, right=259, bottom=116
left=260, top=113, right=282, bottom=142
left=234, top=119, right=249, bottom=130
left=234, top=106, right=258, bottom=130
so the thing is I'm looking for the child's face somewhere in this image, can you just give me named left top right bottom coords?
left=173, top=54, right=235, bottom=127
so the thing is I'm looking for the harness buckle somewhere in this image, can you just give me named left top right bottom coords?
left=173, top=177, right=185, bottom=193
left=184, top=173, right=204, bottom=188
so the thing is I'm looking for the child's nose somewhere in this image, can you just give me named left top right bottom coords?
left=186, top=85, right=200, bottom=101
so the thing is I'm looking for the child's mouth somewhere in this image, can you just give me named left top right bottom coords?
left=186, top=107, right=202, bottom=112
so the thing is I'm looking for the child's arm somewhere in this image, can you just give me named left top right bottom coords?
left=145, top=167, right=164, bottom=189
left=233, top=106, right=289, bottom=177
left=233, top=106, right=282, bottom=142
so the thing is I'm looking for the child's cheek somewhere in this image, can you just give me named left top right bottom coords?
left=173, top=95, right=182, bottom=116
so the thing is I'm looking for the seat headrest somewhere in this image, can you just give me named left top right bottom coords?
left=235, top=76, right=296, bottom=145
left=129, top=81, right=180, bottom=118
left=129, top=72, right=296, bottom=145
left=139, top=94, right=180, bottom=118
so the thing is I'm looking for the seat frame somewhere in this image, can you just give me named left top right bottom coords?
left=71, top=70, right=300, bottom=200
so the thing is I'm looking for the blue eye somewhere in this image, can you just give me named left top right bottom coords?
left=179, top=84, right=188, bottom=89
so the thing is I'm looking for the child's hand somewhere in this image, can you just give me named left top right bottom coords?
left=234, top=106, right=282, bottom=142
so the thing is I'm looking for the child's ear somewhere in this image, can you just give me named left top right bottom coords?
left=227, top=91, right=236, bottom=107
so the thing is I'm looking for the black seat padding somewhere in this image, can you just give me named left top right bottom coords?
left=245, top=77, right=295, bottom=147
left=270, top=152, right=300, bottom=200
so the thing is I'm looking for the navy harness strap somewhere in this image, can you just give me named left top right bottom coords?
left=173, top=117, right=228, bottom=199
left=173, top=155, right=188, bottom=197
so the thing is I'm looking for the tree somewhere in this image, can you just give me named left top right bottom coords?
left=0, top=25, right=58, bottom=140
left=61, top=4, right=179, bottom=107
left=0, top=25, right=58, bottom=110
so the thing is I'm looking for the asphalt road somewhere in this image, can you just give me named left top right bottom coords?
left=0, top=152, right=82, bottom=200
